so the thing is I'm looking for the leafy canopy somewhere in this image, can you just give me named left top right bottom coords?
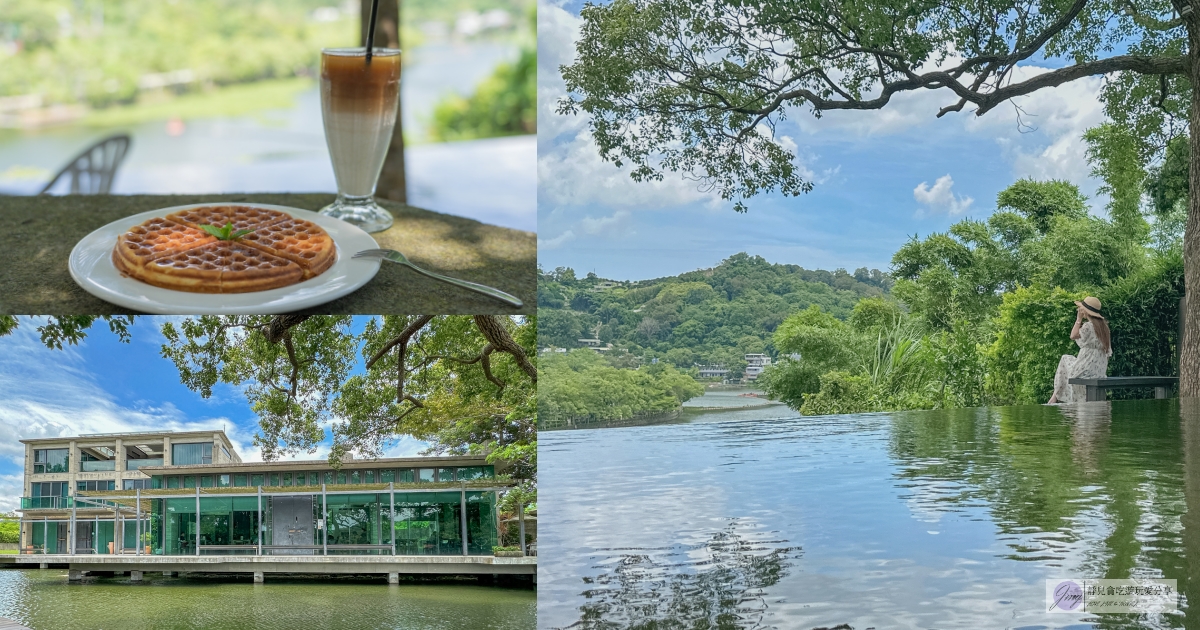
left=560, top=0, right=1189, bottom=211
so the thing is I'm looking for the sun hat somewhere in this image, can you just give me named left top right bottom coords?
left=1074, top=296, right=1104, bottom=319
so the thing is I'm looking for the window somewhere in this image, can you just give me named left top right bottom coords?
left=167, top=476, right=180, bottom=489
left=268, top=473, right=280, bottom=487
left=152, top=476, right=163, bottom=489
left=199, top=476, right=213, bottom=488
left=350, top=470, right=360, bottom=484
left=438, top=468, right=455, bottom=482
left=32, top=481, right=68, bottom=497
left=221, top=446, right=231, bottom=462
left=76, top=480, right=114, bottom=492
left=183, top=476, right=195, bottom=488
left=282, top=472, right=292, bottom=486
left=418, top=468, right=435, bottom=483
left=324, top=471, right=335, bottom=485
left=364, top=470, right=375, bottom=484
left=172, top=443, right=212, bottom=466
left=337, top=471, right=347, bottom=485
left=308, top=472, right=319, bottom=486
left=251, top=474, right=264, bottom=487
left=379, top=469, right=395, bottom=483
left=217, top=474, right=231, bottom=488
left=33, top=449, right=69, bottom=474
left=234, top=474, right=248, bottom=487
left=456, top=467, right=490, bottom=481
left=396, top=469, right=414, bottom=483
left=123, top=479, right=152, bottom=490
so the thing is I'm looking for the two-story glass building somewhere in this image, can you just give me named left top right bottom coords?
left=17, top=431, right=508, bottom=557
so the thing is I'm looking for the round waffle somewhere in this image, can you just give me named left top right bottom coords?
left=113, top=205, right=336, bottom=293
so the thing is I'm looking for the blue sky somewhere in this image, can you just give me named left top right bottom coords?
left=536, top=0, right=1113, bottom=280
left=0, top=317, right=426, bottom=512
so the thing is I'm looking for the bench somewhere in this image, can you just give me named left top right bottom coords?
left=1068, top=376, right=1178, bottom=402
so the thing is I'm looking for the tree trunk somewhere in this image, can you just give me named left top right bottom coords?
left=1186, top=23, right=1200, bottom=397
left=362, top=0, right=407, bottom=204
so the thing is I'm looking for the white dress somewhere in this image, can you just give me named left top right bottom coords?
left=1051, top=321, right=1111, bottom=403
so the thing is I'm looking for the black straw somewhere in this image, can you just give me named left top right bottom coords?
left=365, top=0, right=381, bottom=64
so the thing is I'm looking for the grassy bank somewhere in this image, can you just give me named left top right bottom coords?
left=82, top=77, right=315, bottom=128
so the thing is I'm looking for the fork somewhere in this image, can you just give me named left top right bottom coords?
left=352, top=248, right=524, bottom=308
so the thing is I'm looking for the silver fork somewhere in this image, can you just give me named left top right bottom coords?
left=352, top=248, right=524, bottom=308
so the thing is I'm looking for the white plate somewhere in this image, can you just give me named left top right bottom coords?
left=69, top=203, right=381, bottom=314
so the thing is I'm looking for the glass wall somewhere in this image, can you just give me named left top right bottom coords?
left=325, top=493, right=388, bottom=552
left=171, top=443, right=212, bottom=465
left=465, top=491, right=498, bottom=554
left=33, top=449, right=69, bottom=473
left=392, top=492, right=463, bottom=555
left=146, top=489, right=499, bottom=556
left=31, top=521, right=66, bottom=553
left=161, top=497, right=198, bottom=555
left=198, top=496, right=260, bottom=552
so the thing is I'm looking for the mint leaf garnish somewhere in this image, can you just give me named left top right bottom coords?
left=200, top=222, right=250, bottom=241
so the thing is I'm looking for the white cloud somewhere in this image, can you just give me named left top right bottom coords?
left=580, top=210, right=632, bottom=237
left=538, top=229, right=577, bottom=250
left=913, top=174, right=974, bottom=216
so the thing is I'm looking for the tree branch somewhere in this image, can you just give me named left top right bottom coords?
left=366, top=315, right=435, bottom=370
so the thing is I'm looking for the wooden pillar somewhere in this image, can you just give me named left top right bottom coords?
left=362, top=0, right=406, bottom=203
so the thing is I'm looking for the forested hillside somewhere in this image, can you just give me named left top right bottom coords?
left=538, top=252, right=891, bottom=378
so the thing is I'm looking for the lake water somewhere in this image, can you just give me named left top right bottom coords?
left=0, top=569, right=535, bottom=630
left=539, top=395, right=1200, bottom=629
left=0, top=41, right=535, bottom=232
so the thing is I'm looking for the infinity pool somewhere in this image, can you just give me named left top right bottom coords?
left=539, top=397, right=1200, bottom=629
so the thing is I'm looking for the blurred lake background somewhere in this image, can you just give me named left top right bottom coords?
left=0, top=0, right=535, bottom=231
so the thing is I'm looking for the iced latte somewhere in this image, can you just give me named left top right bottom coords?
left=318, top=47, right=401, bottom=233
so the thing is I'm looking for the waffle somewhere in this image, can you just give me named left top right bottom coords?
left=112, top=205, right=336, bottom=293
left=238, top=217, right=336, bottom=279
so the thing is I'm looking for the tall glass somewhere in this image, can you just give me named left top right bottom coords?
left=318, top=47, right=401, bottom=233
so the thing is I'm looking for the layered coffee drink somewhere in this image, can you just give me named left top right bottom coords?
left=318, top=47, right=401, bottom=233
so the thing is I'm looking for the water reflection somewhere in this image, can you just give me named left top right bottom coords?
left=541, top=395, right=1200, bottom=628
left=567, top=520, right=800, bottom=630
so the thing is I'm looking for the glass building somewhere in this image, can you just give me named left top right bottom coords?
left=17, top=431, right=509, bottom=556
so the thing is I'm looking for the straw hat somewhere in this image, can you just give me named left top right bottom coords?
left=1074, top=296, right=1104, bottom=319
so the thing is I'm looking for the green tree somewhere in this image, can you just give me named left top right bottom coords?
left=559, top=0, right=1200, bottom=394
left=2, top=315, right=537, bottom=478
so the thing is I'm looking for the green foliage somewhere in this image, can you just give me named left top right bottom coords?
left=987, top=286, right=1085, bottom=405
left=1102, top=252, right=1184, bottom=386
left=430, top=46, right=534, bottom=141
left=1144, top=135, right=1189, bottom=251
left=9, top=315, right=536, bottom=480
left=1083, top=124, right=1150, bottom=241
left=996, top=179, right=1089, bottom=235
left=538, top=349, right=704, bottom=424
left=557, top=0, right=1184, bottom=213
left=0, top=0, right=359, bottom=108
left=0, top=519, right=17, bottom=544
left=536, top=254, right=892, bottom=376
left=894, top=179, right=1143, bottom=331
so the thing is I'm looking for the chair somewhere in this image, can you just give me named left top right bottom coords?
left=39, top=133, right=131, bottom=195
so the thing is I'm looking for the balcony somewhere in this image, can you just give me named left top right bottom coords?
left=21, top=496, right=73, bottom=509
left=126, top=458, right=163, bottom=471
left=81, top=460, right=116, bottom=472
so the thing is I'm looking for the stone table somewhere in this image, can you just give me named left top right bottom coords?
left=0, top=194, right=534, bottom=314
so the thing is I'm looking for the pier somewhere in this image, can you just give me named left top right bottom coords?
left=0, top=553, right=535, bottom=582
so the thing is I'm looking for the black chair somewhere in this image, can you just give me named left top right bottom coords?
left=39, top=133, right=131, bottom=195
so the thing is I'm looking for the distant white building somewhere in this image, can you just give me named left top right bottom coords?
left=697, top=365, right=729, bottom=379
left=577, top=339, right=612, bottom=352
left=744, top=354, right=772, bottom=381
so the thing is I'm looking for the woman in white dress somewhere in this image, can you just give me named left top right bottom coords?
left=1047, top=296, right=1113, bottom=404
